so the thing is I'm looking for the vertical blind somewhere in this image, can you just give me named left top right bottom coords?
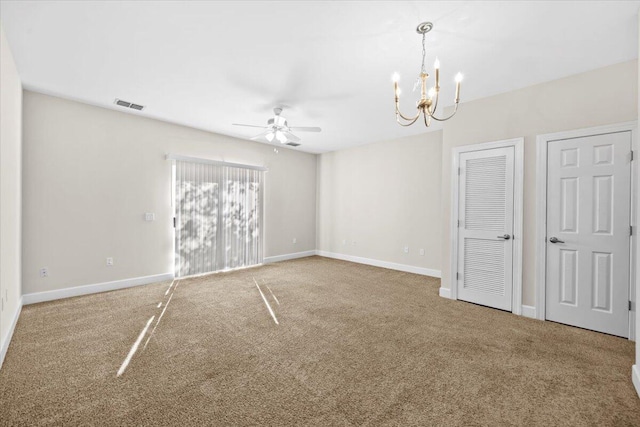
left=174, top=160, right=264, bottom=277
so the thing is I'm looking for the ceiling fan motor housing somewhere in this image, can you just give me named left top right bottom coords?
left=268, top=116, right=288, bottom=128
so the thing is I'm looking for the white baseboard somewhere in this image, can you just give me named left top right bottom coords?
left=439, top=287, right=452, bottom=299
left=633, top=365, right=640, bottom=398
left=316, top=251, right=441, bottom=278
left=22, top=273, right=174, bottom=305
left=437, top=291, right=538, bottom=320
left=521, top=305, right=537, bottom=319
left=0, top=297, right=23, bottom=370
left=263, top=250, right=317, bottom=264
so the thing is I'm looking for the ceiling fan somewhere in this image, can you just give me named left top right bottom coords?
left=233, top=107, right=321, bottom=146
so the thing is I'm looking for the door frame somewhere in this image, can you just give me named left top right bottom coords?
left=450, top=137, right=525, bottom=314
left=535, top=121, right=638, bottom=340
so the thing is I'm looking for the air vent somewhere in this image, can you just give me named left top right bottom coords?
left=285, top=142, right=301, bottom=147
left=114, top=99, right=145, bottom=111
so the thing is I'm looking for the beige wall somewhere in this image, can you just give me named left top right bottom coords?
left=0, top=26, right=22, bottom=361
left=22, top=91, right=317, bottom=295
left=317, top=131, right=442, bottom=273
left=440, top=60, right=638, bottom=307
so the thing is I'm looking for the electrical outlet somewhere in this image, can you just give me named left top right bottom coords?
left=144, top=213, right=155, bottom=221
left=342, top=239, right=347, bottom=245
left=106, top=257, right=114, bottom=266
left=40, top=268, right=48, bottom=278
left=403, top=246, right=409, bottom=253
left=419, top=248, right=425, bottom=256
left=292, top=238, right=297, bottom=244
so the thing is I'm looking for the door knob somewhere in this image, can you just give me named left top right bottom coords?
left=549, top=237, right=565, bottom=244
left=497, top=234, right=511, bottom=240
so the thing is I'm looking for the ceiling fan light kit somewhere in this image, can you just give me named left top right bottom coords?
left=393, top=21, right=463, bottom=127
left=233, top=107, right=321, bottom=147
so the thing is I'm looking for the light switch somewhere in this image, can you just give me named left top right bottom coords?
left=145, top=213, right=155, bottom=221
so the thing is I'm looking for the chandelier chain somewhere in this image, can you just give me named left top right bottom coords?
left=420, top=32, right=426, bottom=74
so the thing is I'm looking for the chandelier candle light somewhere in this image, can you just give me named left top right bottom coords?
left=393, top=22, right=463, bottom=127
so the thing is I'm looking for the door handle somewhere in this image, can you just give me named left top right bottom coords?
left=497, top=234, right=511, bottom=240
left=549, top=237, right=565, bottom=244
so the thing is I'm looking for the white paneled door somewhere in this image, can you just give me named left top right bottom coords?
left=546, top=132, right=631, bottom=337
left=457, top=147, right=515, bottom=311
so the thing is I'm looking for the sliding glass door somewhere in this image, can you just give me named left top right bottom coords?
left=173, top=160, right=263, bottom=277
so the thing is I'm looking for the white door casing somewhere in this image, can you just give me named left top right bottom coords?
left=450, top=138, right=524, bottom=313
left=545, top=132, right=631, bottom=337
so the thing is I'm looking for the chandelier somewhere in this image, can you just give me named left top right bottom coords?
left=393, top=22, right=463, bottom=127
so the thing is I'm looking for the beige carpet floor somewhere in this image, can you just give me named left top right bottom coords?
left=1, top=256, right=639, bottom=426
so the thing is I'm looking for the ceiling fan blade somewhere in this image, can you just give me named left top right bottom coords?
left=250, top=130, right=273, bottom=142
left=289, top=126, right=321, bottom=132
left=232, top=123, right=266, bottom=129
left=282, top=131, right=300, bottom=143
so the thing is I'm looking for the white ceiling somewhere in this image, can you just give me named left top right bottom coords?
left=1, top=1, right=639, bottom=153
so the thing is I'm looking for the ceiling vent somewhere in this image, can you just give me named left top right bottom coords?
left=285, top=142, right=301, bottom=147
left=114, top=99, right=145, bottom=111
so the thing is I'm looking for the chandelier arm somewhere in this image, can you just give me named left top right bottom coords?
left=423, top=107, right=434, bottom=126
left=396, top=113, right=421, bottom=127
left=428, top=104, right=460, bottom=122
left=396, top=104, right=421, bottom=122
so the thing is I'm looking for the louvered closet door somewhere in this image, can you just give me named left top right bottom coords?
left=457, top=147, right=515, bottom=311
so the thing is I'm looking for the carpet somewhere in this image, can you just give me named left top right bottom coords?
left=1, top=256, right=639, bottom=426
